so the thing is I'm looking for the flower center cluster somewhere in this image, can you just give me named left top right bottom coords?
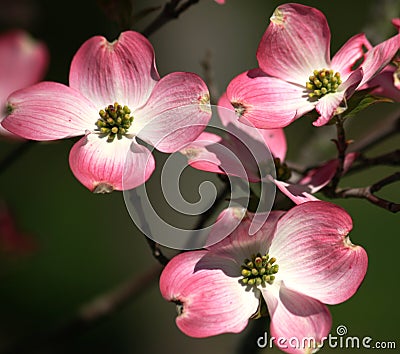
left=95, top=102, right=133, bottom=142
left=306, top=69, right=342, bottom=98
left=240, top=253, right=279, bottom=286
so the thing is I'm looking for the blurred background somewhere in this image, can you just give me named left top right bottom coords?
left=0, top=0, right=399, bottom=353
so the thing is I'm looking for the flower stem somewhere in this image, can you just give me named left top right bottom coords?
left=142, top=0, right=200, bottom=37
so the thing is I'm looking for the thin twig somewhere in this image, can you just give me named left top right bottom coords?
left=328, top=172, right=400, bottom=213
left=142, top=0, right=199, bottom=37
left=193, top=180, right=230, bottom=230
left=0, top=141, right=35, bottom=175
left=347, top=149, right=400, bottom=175
left=330, top=117, right=348, bottom=191
left=201, top=50, right=220, bottom=104
left=3, top=264, right=162, bottom=354
left=128, top=188, right=170, bottom=266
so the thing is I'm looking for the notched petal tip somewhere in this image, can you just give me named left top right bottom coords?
left=173, top=299, right=185, bottom=316
left=93, top=183, right=114, bottom=194
left=198, top=93, right=211, bottom=113
left=270, top=7, right=284, bottom=25
left=231, top=101, right=248, bottom=117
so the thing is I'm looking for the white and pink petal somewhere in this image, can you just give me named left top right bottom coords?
left=159, top=250, right=260, bottom=338
left=262, top=283, right=332, bottom=354
left=257, top=3, right=331, bottom=85
left=69, top=31, right=160, bottom=110
left=69, top=134, right=155, bottom=192
left=3, top=82, right=97, bottom=140
left=269, top=201, right=368, bottom=305
left=134, top=72, right=211, bottom=152
left=227, top=70, right=315, bottom=129
left=331, top=33, right=372, bottom=79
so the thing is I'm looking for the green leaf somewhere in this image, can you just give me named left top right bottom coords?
left=341, top=91, right=393, bottom=120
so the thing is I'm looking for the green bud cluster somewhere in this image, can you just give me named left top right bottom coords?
left=95, top=102, right=133, bottom=142
left=306, top=69, right=342, bottom=98
left=240, top=253, right=279, bottom=287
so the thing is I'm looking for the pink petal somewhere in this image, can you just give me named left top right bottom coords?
left=257, top=3, right=330, bottom=85
left=363, top=65, right=400, bottom=102
left=218, top=93, right=287, bottom=161
left=314, top=68, right=363, bottom=126
left=227, top=69, right=315, bottom=129
left=262, top=284, right=331, bottom=354
left=159, top=250, right=260, bottom=337
left=69, top=31, right=159, bottom=109
left=3, top=82, right=97, bottom=140
left=214, top=0, right=225, bottom=4
left=359, top=33, right=400, bottom=87
left=207, top=209, right=285, bottom=264
left=269, top=201, right=368, bottom=304
left=134, top=72, right=211, bottom=153
left=0, top=30, right=48, bottom=138
left=392, top=18, right=400, bottom=30
left=0, top=30, right=48, bottom=101
left=331, top=33, right=372, bottom=79
left=181, top=132, right=225, bottom=175
left=273, top=179, right=321, bottom=205
left=69, top=134, right=155, bottom=192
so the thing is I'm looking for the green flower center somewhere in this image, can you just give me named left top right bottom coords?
left=306, top=69, right=342, bottom=99
left=240, top=253, right=279, bottom=286
left=95, top=102, right=133, bottom=143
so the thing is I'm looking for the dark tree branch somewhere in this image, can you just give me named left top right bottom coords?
left=142, top=0, right=199, bottom=37
left=327, top=172, right=400, bottom=213
left=347, top=149, right=400, bottom=175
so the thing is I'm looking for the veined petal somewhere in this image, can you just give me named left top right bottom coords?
left=0, top=30, right=48, bottom=98
left=257, top=3, right=330, bottom=85
left=269, top=201, right=368, bottom=305
left=273, top=179, right=320, bottom=205
left=181, top=132, right=225, bottom=175
left=262, top=283, right=331, bottom=354
left=331, top=33, right=372, bottom=79
left=159, top=250, right=260, bottom=337
left=69, top=134, right=155, bottom=192
left=134, top=72, right=211, bottom=152
left=69, top=31, right=159, bottom=109
left=363, top=65, right=400, bottom=102
left=314, top=68, right=363, bottom=126
left=359, top=33, right=400, bottom=87
left=227, top=69, right=315, bottom=129
left=3, top=82, right=97, bottom=140
left=218, top=93, right=287, bottom=161
left=207, top=209, right=285, bottom=264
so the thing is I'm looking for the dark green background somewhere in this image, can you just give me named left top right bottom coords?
left=0, top=0, right=399, bottom=353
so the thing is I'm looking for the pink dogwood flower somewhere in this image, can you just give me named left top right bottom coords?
left=182, top=94, right=354, bottom=204
left=2, top=31, right=211, bottom=192
left=363, top=19, right=400, bottom=102
left=227, top=3, right=400, bottom=129
left=0, top=30, right=48, bottom=137
left=160, top=202, right=368, bottom=353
